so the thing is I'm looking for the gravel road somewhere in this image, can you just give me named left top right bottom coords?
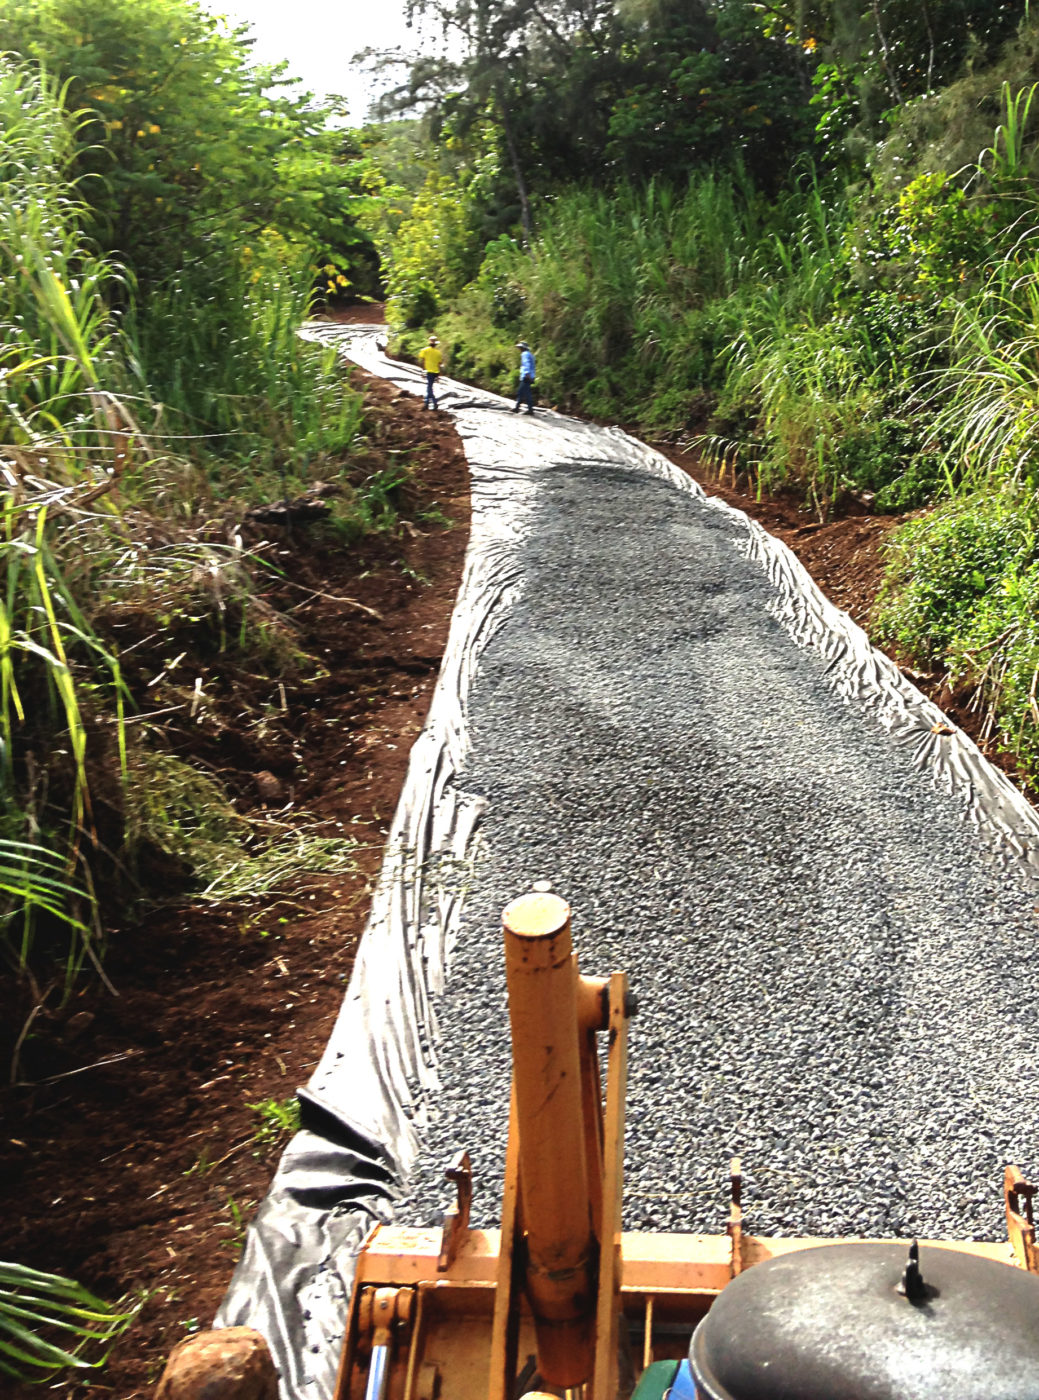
left=397, top=454, right=1039, bottom=1244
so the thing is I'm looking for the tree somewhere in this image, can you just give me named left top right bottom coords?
left=0, top=0, right=376, bottom=292
left=755, top=0, right=1026, bottom=150
left=387, top=0, right=624, bottom=242
left=387, top=0, right=822, bottom=234
left=605, top=0, right=817, bottom=186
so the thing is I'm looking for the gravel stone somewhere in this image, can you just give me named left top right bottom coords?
left=394, top=458, right=1039, bottom=1244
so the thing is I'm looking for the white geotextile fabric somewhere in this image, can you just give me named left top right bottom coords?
left=217, top=322, right=1039, bottom=1400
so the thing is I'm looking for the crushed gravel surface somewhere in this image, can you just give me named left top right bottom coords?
left=398, top=457, right=1039, bottom=1244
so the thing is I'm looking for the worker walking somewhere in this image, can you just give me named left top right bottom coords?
left=513, top=341, right=536, bottom=416
left=418, top=335, right=443, bottom=410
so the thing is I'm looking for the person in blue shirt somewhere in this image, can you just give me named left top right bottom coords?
left=513, top=341, right=536, bottom=415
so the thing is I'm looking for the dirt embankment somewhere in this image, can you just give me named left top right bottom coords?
left=0, top=354, right=1030, bottom=1400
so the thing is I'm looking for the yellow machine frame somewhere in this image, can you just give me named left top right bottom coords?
left=334, top=893, right=1039, bottom=1400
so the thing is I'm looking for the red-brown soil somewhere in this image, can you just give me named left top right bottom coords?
left=0, top=336, right=1032, bottom=1400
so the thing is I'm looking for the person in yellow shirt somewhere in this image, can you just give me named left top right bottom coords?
left=417, top=335, right=443, bottom=410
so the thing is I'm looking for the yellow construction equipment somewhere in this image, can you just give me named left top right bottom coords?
left=336, top=893, right=1039, bottom=1400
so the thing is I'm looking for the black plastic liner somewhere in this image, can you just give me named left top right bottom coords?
left=216, top=326, right=1039, bottom=1400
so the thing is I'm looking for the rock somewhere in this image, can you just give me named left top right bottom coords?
left=155, top=1327, right=278, bottom=1399
left=64, top=1010, right=95, bottom=1040
left=254, top=771, right=283, bottom=804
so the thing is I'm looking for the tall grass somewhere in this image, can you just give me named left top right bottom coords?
left=513, top=174, right=772, bottom=421
left=922, top=253, right=1039, bottom=493
left=0, top=57, right=366, bottom=997
left=0, top=64, right=128, bottom=466
left=0, top=62, right=134, bottom=988
left=126, top=237, right=365, bottom=498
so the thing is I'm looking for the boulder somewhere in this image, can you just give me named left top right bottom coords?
left=155, top=1327, right=278, bottom=1399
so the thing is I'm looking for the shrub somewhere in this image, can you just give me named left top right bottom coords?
left=875, top=494, right=1036, bottom=662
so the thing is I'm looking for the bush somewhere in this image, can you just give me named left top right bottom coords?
left=875, top=495, right=1036, bottom=662
left=834, top=419, right=943, bottom=511
left=876, top=490, right=1039, bottom=777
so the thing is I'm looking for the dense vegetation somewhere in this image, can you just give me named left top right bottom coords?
left=0, top=4, right=389, bottom=1103
left=0, top=0, right=415, bottom=1375
left=375, top=0, right=1039, bottom=791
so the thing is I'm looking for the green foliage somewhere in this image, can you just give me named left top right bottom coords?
left=924, top=252, right=1039, bottom=497
left=0, top=504, right=128, bottom=991
left=0, top=59, right=123, bottom=453
left=0, top=1260, right=137, bottom=1381
left=889, top=172, right=999, bottom=291
left=981, top=80, right=1039, bottom=182
left=125, top=238, right=365, bottom=493
left=605, top=3, right=816, bottom=188
left=875, top=492, right=1039, bottom=774
left=0, top=0, right=373, bottom=291
left=386, top=169, right=482, bottom=327
left=395, top=14, right=1039, bottom=787
left=0, top=41, right=379, bottom=1006
left=249, top=1094, right=301, bottom=1149
left=833, top=420, right=942, bottom=511
left=876, top=497, right=1036, bottom=660
left=221, top=1195, right=251, bottom=1255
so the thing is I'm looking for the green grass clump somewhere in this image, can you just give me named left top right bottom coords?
left=0, top=1261, right=138, bottom=1382
left=248, top=1095, right=302, bottom=1151
left=124, top=751, right=360, bottom=901
left=201, top=832, right=360, bottom=904
left=123, top=751, right=249, bottom=880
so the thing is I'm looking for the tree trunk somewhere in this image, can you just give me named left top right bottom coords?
left=869, top=0, right=904, bottom=107
left=498, top=93, right=534, bottom=248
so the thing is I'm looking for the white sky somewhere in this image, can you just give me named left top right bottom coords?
left=200, top=0, right=417, bottom=124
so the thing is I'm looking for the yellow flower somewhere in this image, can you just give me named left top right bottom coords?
left=109, top=119, right=123, bottom=131
left=149, top=123, right=161, bottom=134
left=803, top=35, right=817, bottom=51
left=136, top=128, right=145, bottom=137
